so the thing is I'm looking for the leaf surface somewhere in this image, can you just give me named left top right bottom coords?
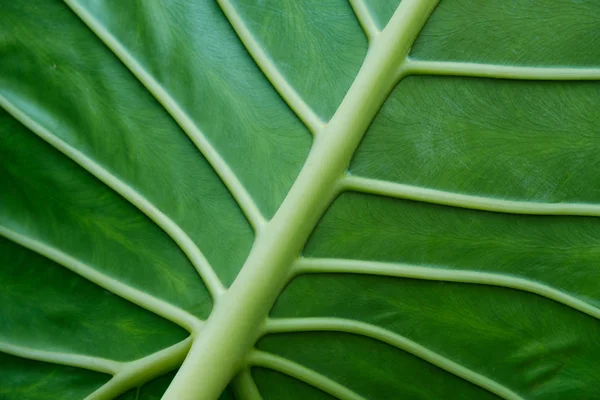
left=1, top=0, right=600, bottom=399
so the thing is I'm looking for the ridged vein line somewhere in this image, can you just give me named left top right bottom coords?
left=294, top=258, right=600, bottom=321
left=0, top=342, right=122, bottom=375
left=231, top=369, right=263, bottom=400
left=64, top=0, right=267, bottom=233
left=162, top=2, right=439, bottom=398
left=343, top=175, right=600, bottom=217
left=265, top=318, right=523, bottom=400
left=0, top=95, right=224, bottom=298
left=87, top=338, right=192, bottom=400
left=0, top=226, right=201, bottom=333
left=403, top=59, right=600, bottom=80
left=0, top=338, right=191, bottom=400
left=217, top=0, right=325, bottom=135
left=249, top=351, right=366, bottom=400
left=349, top=0, right=379, bottom=41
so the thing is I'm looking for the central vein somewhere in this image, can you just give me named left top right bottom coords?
left=163, top=1, right=439, bottom=399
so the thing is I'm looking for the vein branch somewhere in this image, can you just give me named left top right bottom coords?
left=349, top=0, right=379, bottom=41
left=0, top=342, right=122, bottom=375
left=294, top=258, right=600, bottom=321
left=86, top=338, right=192, bottom=400
left=248, top=350, right=365, bottom=400
left=0, top=94, right=225, bottom=298
left=231, top=368, right=263, bottom=400
left=0, top=226, right=202, bottom=333
left=343, top=175, right=600, bottom=217
left=0, top=338, right=192, bottom=400
left=265, top=318, right=523, bottom=400
left=162, top=1, right=440, bottom=398
left=64, top=0, right=267, bottom=233
left=217, top=0, right=325, bottom=135
left=403, top=59, right=600, bottom=80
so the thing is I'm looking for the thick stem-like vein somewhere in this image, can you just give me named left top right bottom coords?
left=64, top=0, right=267, bottom=233
left=0, top=342, right=121, bottom=375
left=249, top=351, right=365, bottom=400
left=294, top=258, right=600, bottom=321
left=163, top=2, right=439, bottom=399
left=232, top=369, right=263, bottom=400
left=217, top=0, right=325, bottom=135
left=87, top=338, right=192, bottom=400
left=0, top=95, right=224, bottom=298
left=0, top=226, right=201, bottom=333
left=344, top=175, right=600, bottom=217
left=349, top=0, right=379, bottom=41
left=403, top=59, right=600, bottom=80
left=265, top=318, right=523, bottom=400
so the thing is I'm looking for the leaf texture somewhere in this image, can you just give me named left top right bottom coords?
left=1, top=0, right=600, bottom=399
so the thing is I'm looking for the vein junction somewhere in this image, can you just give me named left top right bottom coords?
left=4, top=0, right=599, bottom=398
left=0, top=94, right=225, bottom=299
left=64, top=0, right=267, bottom=234
left=0, top=338, right=192, bottom=400
left=161, top=1, right=441, bottom=399
left=218, top=0, right=325, bottom=136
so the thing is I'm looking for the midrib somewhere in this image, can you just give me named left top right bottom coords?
left=163, top=1, right=439, bottom=398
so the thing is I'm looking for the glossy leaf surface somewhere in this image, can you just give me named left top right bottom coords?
left=1, top=0, right=600, bottom=399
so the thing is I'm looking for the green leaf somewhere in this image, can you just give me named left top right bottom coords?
left=1, top=0, right=599, bottom=399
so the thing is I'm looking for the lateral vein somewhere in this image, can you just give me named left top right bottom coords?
left=349, top=0, right=379, bottom=41
left=231, top=368, right=263, bottom=400
left=294, top=258, right=600, bottom=321
left=160, top=1, right=440, bottom=398
left=86, top=338, right=192, bottom=400
left=403, top=59, right=600, bottom=80
left=63, top=0, right=267, bottom=233
left=217, top=0, right=325, bottom=135
left=0, top=94, right=225, bottom=298
left=343, top=175, right=600, bottom=217
left=0, top=226, right=201, bottom=333
left=265, top=318, right=523, bottom=400
left=249, top=350, right=366, bottom=400
left=0, top=342, right=122, bottom=375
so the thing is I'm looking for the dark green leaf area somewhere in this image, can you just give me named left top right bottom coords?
left=75, top=0, right=312, bottom=218
left=258, top=332, right=498, bottom=400
left=307, top=193, right=600, bottom=307
left=0, top=111, right=211, bottom=318
left=412, top=0, right=600, bottom=66
left=253, top=368, right=336, bottom=400
left=230, top=0, right=367, bottom=119
left=0, top=237, right=187, bottom=362
left=0, top=353, right=109, bottom=400
left=272, top=275, right=600, bottom=399
left=352, top=77, right=600, bottom=204
left=1, top=0, right=255, bottom=286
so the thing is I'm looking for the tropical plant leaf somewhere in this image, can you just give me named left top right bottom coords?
left=1, top=0, right=600, bottom=399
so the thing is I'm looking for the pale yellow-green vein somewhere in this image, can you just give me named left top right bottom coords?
left=349, top=0, right=379, bottom=41
left=64, top=0, right=267, bottom=233
left=86, top=338, right=192, bottom=400
left=403, top=59, right=600, bottom=81
left=265, top=318, right=523, bottom=400
left=0, top=94, right=224, bottom=298
left=217, top=0, right=325, bottom=135
left=0, top=225, right=201, bottom=332
left=249, top=351, right=366, bottom=400
left=343, top=175, right=600, bottom=217
left=294, top=258, right=600, bottom=321
left=0, top=342, right=121, bottom=375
